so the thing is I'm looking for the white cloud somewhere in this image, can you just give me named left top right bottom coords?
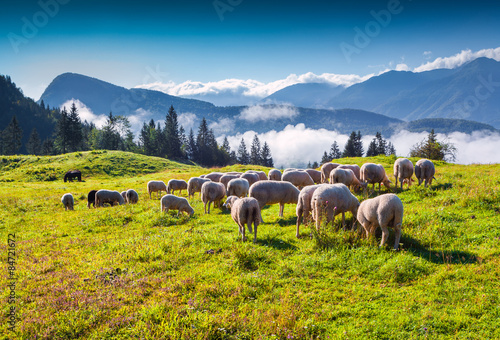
left=423, top=51, right=433, bottom=60
left=414, top=47, right=500, bottom=72
left=239, top=104, right=299, bottom=123
left=209, top=118, right=235, bottom=135
left=178, top=112, right=198, bottom=132
left=61, top=99, right=108, bottom=128
left=395, top=63, right=410, bottom=71
left=219, top=126, right=500, bottom=168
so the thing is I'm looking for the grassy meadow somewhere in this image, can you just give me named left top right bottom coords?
left=1, top=151, right=499, bottom=339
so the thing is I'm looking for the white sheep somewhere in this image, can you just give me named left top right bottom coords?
left=305, top=169, right=322, bottom=184
left=393, top=158, right=414, bottom=190
left=95, top=190, right=125, bottom=207
left=161, top=194, right=194, bottom=216
left=337, top=164, right=361, bottom=180
left=329, top=168, right=367, bottom=193
left=357, top=193, right=403, bottom=250
left=187, top=177, right=212, bottom=199
left=268, top=169, right=282, bottom=181
left=249, top=181, right=300, bottom=218
left=296, top=184, right=322, bottom=237
left=201, top=181, right=226, bottom=214
left=126, top=189, right=139, bottom=204
left=320, top=162, right=340, bottom=183
left=204, top=172, right=224, bottom=182
left=167, top=179, right=188, bottom=195
left=219, top=174, right=240, bottom=190
left=415, top=159, right=436, bottom=188
left=223, top=196, right=262, bottom=243
left=240, top=172, right=260, bottom=187
left=360, top=163, right=393, bottom=193
left=147, top=180, right=167, bottom=199
left=61, top=193, right=74, bottom=211
left=120, top=191, right=127, bottom=203
left=282, top=170, right=314, bottom=189
left=227, top=178, right=250, bottom=198
left=312, top=184, right=360, bottom=230
left=245, top=170, right=268, bottom=181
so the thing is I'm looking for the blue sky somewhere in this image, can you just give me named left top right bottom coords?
left=2, top=0, right=500, bottom=100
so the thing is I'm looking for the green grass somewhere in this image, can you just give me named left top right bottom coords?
left=0, top=152, right=499, bottom=339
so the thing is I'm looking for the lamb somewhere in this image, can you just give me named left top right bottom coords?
left=240, top=172, right=260, bottom=187
left=187, top=177, right=212, bottom=199
left=227, top=178, right=250, bottom=198
left=219, top=174, right=240, bottom=189
left=296, top=184, right=322, bottom=237
left=305, top=169, right=322, bottom=184
left=223, top=196, right=262, bottom=243
left=360, top=163, right=393, bottom=193
left=161, top=194, right=194, bottom=216
left=415, top=159, right=436, bottom=188
left=282, top=170, right=314, bottom=189
left=95, top=190, right=125, bottom=207
left=61, top=193, right=74, bottom=211
left=87, top=190, right=97, bottom=208
left=320, top=162, right=340, bottom=183
left=126, top=189, right=139, bottom=204
left=204, top=172, right=224, bottom=182
left=245, top=170, right=268, bottom=181
left=120, top=191, right=127, bottom=203
left=337, top=164, right=361, bottom=181
left=268, top=169, right=282, bottom=181
left=329, top=168, right=366, bottom=192
left=167, top=179, right=188, bottom=195
left=249, top=181, right=300, bottom=218
left=393, top=158, right=414, bottom=190
left=147, top=180, right=167, bottom=199
left=357, top=193, right=404, bottom=250
left=311, top=184, right=360, bottom=230
left=201, top=181, right=226, bottom=214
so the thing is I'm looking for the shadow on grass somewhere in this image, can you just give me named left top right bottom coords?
left=432, top=182, right=453, bottom=191
left=256, top=236, right=298, bottom=251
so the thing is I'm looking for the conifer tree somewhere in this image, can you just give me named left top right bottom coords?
left=164, top=105, right=182, bottom=159
left=261, top=141, right=273, bottom=167
left=354, top=131, right=364, bottom=157
left=221, top=136, right=231, bottom=154
left=386, top=142, right=396, bottom=156
left=156, top=122, right=167, bottom=157
left=55, top=108, right=70, bottom=154
left=26, top=128, right=42, bottom=155
left=375, top=132, right=387, bottom=156
left=2, top=116, right=23, bottom=155
left=321, top=151, right=330, bottom=164
left=250, top=134, right=261, bottom=165
left=409, top=129, right=456, bottom=161
left=186, top=128, right=197, bottom=160
left=41, top=138, right=55, bottom=155
left=329, top=141, right=342, bottom=159
left=312, top=161, right=319, bottom=169
left=366, top=139, right=378, bottom=157
left=68, top=102, right=83, bottom=152
left=237, top=138, right=250, bottom=165
left=342, top=131, right=357, bottom=157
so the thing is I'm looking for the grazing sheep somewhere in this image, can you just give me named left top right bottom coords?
left=227, top=178, right=250, bottom=198
left=282, top=170, right=314, bottom=189
left=311, top=184, right=360, bottom=230
left=204, top=172, right=224, bottom=182
left=283, top=168, right=298, bottom=174
left=268, top=169, right=282, bottom=181
left=305, top=169, right=322, bottom=184
left=61, top=193, right=74, bottom=211
left=161, top=194, right=194, bottom=216
left=357, top=193, right=403, bottom=250
left=240, top=172, right=260, bottom=187
left=147, top=180, right=167, bottom=199
left=126, top=189, right=139, bottom=204
left=95, top=190, right=125, bottom=207
left=120, top=191, right=127, bottom=203
left=329, top=168, right=367, bottom=192
left=201, top=182, right=226, bottom=214
left=167, top=179, right=188, bottom=195
left=187, top=177, right=212, bottom=199
left=223, top=196, right=262, bottom=243
left=296, top=184, right=322, bottom=237
left=360, top=163, right=393, bottom=193
left=337, top=164, right=361, bottom=181
left=87, top=190, right=97, bottom=208
left=219, top=174, right=240, bottom=189
left=415, top=159, right=436, bottom=188
left=320, top=163, right=340, bottom=183
left=249, top=181, right=300, bottom=218
left=393, top=158, right=414, bottom=190
left=245, top=170, right=268, bottom=181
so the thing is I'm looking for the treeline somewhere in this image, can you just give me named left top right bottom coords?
left=1, top=101, right=274, bottom=168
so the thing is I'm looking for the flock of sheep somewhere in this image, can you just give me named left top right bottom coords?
left=60, top=158, right=436, bottom=250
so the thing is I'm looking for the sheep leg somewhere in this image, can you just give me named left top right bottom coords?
left=208, top=201, right=212, bottom=214
left=393, top=223, right=402, bottom=250
left=279, top=204, right=284, bottom=217
left=241, top=224, right=246, bottom=242
left=296, top=210, right=302, bottom=238
left=204, top=202, right=207, bottom=214
left=342, top=212, right=346, bottom=231
left=380, top=225, right=389, bottom=248
left=253, top=223, right=257, bottom=243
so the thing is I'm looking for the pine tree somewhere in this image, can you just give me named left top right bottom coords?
left=3, top=116, right=23, bottom=155
left=54, top=108, right=70, bottom=154
left=261, top=141, right=273, bottom=167
left=221, top=136, right=231, bottom=154
left=366, top=139, right=378, bottom=157
left=409, top=129, right=456, bottom=161
left=342, top=131, right=357, bottom=157
left=41, top=138, right=55, bottom=155
left=186, top=128, right=197, bottom=160
left=250, top=134, right=261, bottom=165
left=307, top=161, right=312, bottom=168
left=237, top=138, right=250, bottom=165
left=26, top=128, right=42, bottom=155
left=196, top=118, right=212, bottom=165
left=354, top=131, right=364, bottom=157
left=164, top=105, right=182, bottom=159
left=321, top=151, right=330, bottom=164
left=179, top=125, right=187, bottom=157
left=312, top=161, right=319, bottom=169
left=139, top=122, right=153, bottom=155
left=386, top=142, right=396, bottom=156
left=67, top=102, right=83, bottom=152
left=156, top=122, right=167, bottom=157
left=375, top=132, right=386, bottom=156
left=329, top=141, right=341, bottom=159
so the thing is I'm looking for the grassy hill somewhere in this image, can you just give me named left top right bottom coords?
left=0, top=154, right=499, bottom=339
